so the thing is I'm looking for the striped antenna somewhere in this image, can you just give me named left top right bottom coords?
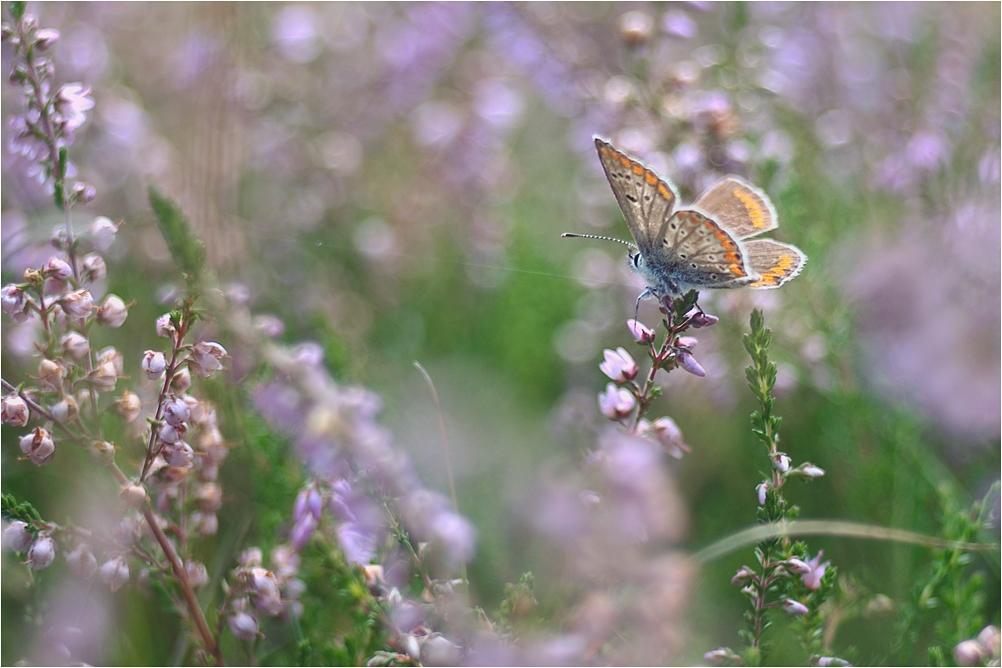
left=561, top=232, right=637, bottom=249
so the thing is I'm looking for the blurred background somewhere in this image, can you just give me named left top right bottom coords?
left=2, top=2, right=999, bottom=664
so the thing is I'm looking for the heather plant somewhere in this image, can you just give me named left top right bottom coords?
left=2, top=3, right=1000, bottom=667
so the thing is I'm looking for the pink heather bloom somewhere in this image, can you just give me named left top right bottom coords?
left=599, top=347, right=637, bottom=383
left=80, top=253, right=106, bottom=282
left=33, top=28, right=60, bottom=50
left=28, top=535, right=56, bottom=570
left=96, top=294, right=128, bottom=327
left=645, top=416, right=691, bottom=458
left=677, top=335, right=698, bottom=349
left=772, top=453, right=791, bottom=473
left=61, top=331, right=90, bottom=360
left=189, top=341, right=227, bottom=377
left=61, top=289, right=93, bottom=318
left=54, top=83, right=95, bottom=132
left=141, top=351, right=167, bottom=380
left=598, top=383, right=635, bottom=420
left=626, top=318, right=655, bottom=344
left=44, top=257, right=73, bottom=280
left=690, top=311, right=718, bottom=328
left=800, top=463, right=826, bottom=478
left=156, top=313, right=176, bottom=338
left=953, top=640, right=986, bottom=666
left=99, top=556, right=130, bottom=591
left=228, top=611, right=259, bottom=641
left=1, top=393, right=30, bottom=427
left=1, top=284, right=31, bottom=322
left=186, top=561, right=210, bottom=588
left=800, top=551, right=830, bottom=590
left=163, top=396, right=190, bottom=427
left=86, top=217, right=117, bottom=251
left=781, top=598, right=809, bottom=615
left=756, top=482, right=769, bottom=505
left=65, top=543, right=98, bottom=578
left=731, top=566, right=755, bottom=586
left=677, top=350, right=706, bottom=377
left=3, top=521, right=33, bottom=552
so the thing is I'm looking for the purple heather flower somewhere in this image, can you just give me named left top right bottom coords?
left=54, top=83, right=94, bottom=132
left=141, top=350, right=167, bottom=380
left=163, top=397, right=190, bottom=427
left=189, top=341, right=227, bottom=377
left=598, top=383, right=635, bottom=420
left=800, top=551, right=830, bottom=590
left=756, top=482, right=769, bottom=505
left=228, top=611, right=259, bottom=641
left=28, top=535, right=56, bottom=570
left=953, top=640, right=986, bottom=667
left=782, top=598, right=809, bottom=615
left=294, top=486, right=324, bottom=523
left=43, top=256, right=72, bottom=280
left=677, top=350, right=706, bottom=377
left=599, top=347, right=638, bottom=383
left=3, top=520, right=33, bottom=552
left=626, top=318, right=655, bottom=344
left=289, top=513, right=318, bottom=551
left=689, top=311, right=718, bottom=328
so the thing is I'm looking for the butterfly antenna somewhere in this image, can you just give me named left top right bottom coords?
left=561, top=232, right=637, bottom=249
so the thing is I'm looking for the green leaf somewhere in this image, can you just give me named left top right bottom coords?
left=148, top=185, right=206, bottom=288
left=10, top=2, right=26, bottom=21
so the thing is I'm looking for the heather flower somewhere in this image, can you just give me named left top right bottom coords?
left=626, top=318, right=656, bottom=344
left=420, top=633, right=462, bottom=666
left=772, top=453, right=791, bottom=473
left=119, top=483, right=146, bottom=508
left=954, top=639, right=986, bottom=666
left=731, top=566, right=755, bottom=586
left=162, top=441, right=194, bottom=468
left=155, top=313, right=176, bottom=338
left=289, top=513, right=319, bottom=551
left=617, top=10, right=653, bottom=45
left=98, top=556, right=130, bottom=591
left=598, top=383, right=635, bottom=420
left=644, top=416, right=691, bottom=458
left=798, top=551, right=830, bottom=591
left=704, top=648, right=741, bottom=665
left=186, top=561, right=209, bottom=588
left=88, top=439, right=116, bottom=465
left=294, top=486, right=324, bottom=523
left=3, top=520, right=33, bottom=552
left=115, top=390, right=142, bottom=422
left=91, top=359, right=118, bottom=392
left=781, top=598, right=809, bottom=615
left=248, top=567, right=283, bottom=616
left=61, top=289, right=94, bottom=318
left=800, top=463, right=826, bottom=478
left=60, top=331, right=89, bottom=360
left=1, top=284, right=31, bottom=322
left=20, top=426, right=55, bottom=465
left=599, top=347, right=638, bottom=382
left=43, top=256, right=72, bottom=280
left=676, top=350, right=706, bottom=377
left=27, top=534, right=56, bottom=570
left=689, top=311, right=718, bottom=328
left=190, top=511, right=218, bottom=536
left=756, top=482, right=769, bottom=505
left=96, top=294, right=128, bottom=327
left=33, top=28, right=60, bottom=50
left=228, top=610, right=259, bottom=641
left=1, top=393, right=30, bottom=426
left=163, top=396, right=190, bottom=427
left=86, top=216, right=117, bottom=251
left=189, top=341, right=227, bottom=377
left=978, top=626, right=1000, bottom=660
left=51, top=395, right=79, bottom=422
left=38, top=358, right=64, bottom=392
left=65, top=543, right=98, bottom=579
left=141, top=350, right=167, bottom=380
left=54, top=83, right=94, bottom=132
left=171, top=366, right=192, bottom=392
left=80, top=253, right=106, bottom=282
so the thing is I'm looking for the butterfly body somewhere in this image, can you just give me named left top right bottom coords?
left=580, top=137, right=806, bottom=301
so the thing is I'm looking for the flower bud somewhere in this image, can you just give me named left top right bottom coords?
left=647, top=416, right=691, bottom=457
left=71, top=181, right=97, bottom=204
left=598, top=383, right=635, bottom=420
left=182, top=394, right=204, bottom=423
left=186, top=560, right=209, bottom=588
left=65, top=543, right=98, bottom=578
left=690, top=311, right=718, bottom=328
left=20, top=427, right=55, bottom=465
left=156, top=313, right=176, bottom=338
left=249, top=567, right=283, bottom=615
left=141, top=351, right=167, bottom=380
left=88, top=440, right=116, bottom=465
left=119, top=483, right=147, bottom=508
left=421, top=633, right=461, bottom=667
left=96, top=294, right=128, bottom=327
left=731, top=566, right=756, bottom=586
left=163, top=441, right=194, bottom=468
left=28, top=535, right=56, bottom=570
left=38, top=358, right=64, bottom=392
left=677, top=336, right=698, bottom=349
left=91, top=360, right=118, bottom=392
left=163, top=396, right=190, bottom=427
left=704, top=648, right=742, bottom=666
left=99, top=556, right=130, bottom=591
left=756, top=482, right=769, bottom=505
left=1, top=284, right=31, bottom=322
left=228, top=611, right=259, bottom=641
left=772, top=453, right=791, bottom=473
left=80, top=253, right=106, bottom=282
left=954, top=640, right=986, bottom=666
left=626, top=318, right=656, bottom=344
left=978, top=626, right=1000, bottom=660
left=294, top=487, right=324, bottom=523
left=782, top=598, right=809, bottom=615
left=87, top=217, right=118, bottom=251
left=52, top=395, right=79, bottom=422
left=189, top=341, right=227, bottom=378
left=61, top=289, right=93, bottom=318
left=34, top=28, right=59, bottom=50
left=599, top=347, right=638, bottom=383
left=44, top=256, right=73, bottom=280
left=171, top=367, right=192, bottom=392
left=60, top=331, right=90, bottom=360
left=1, top=393, right=30, bottom=426
left=799, top=464, right=826, bottom=478
left=115, top=391, right=142, bottom=423
left=3, top=520, right=33, bottom=552
left=677, top=350, right=706, bottom=377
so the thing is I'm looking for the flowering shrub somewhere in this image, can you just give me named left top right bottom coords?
left=2, top=3, right=998, bottom=667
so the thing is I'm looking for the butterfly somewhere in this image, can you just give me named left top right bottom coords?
left=564, top=137, right=806, bottom=304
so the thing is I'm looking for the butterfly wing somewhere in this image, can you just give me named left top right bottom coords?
left=694, top=176, right=777, bottom=239
left=657, top=209, right=756, bottom=289
left=594, top=137, right=678, bottom=257
left=742, top=239, right=807, bottom=288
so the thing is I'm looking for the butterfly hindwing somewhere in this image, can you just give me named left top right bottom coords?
left=594, top=137, right=678, bottom=256
left=742, top=239, right=807, bottom=288
left=694, top=176, right=778, bottom=240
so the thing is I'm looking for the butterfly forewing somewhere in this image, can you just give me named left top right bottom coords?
left=742, top=239, right=807, bottom=288
left=594, top=138, right=678, bottom=255
left=694, top=176, right=777, bottom=240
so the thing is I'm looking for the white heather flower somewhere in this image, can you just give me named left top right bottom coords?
left=772, top=453, right=791, bottom=473
left=800, top=464, right=826, bottom=478
left=186, top=560, right=210, bottom=588
left=91, top=360, right=118, bottom=392
left=38, top=358, right=64, bottom=393
left=115, top=391, right=142, bottom=423
left=3, top=521, right=33, bottom=552
left=156, top=313, right=176, bottom=338
left=141, top=350, right=167, bottom=380
left=171, top=366, right=192, bottom=392
left=598, top=383, right=635, bottom=420
left=1, top=394, right=30, bottom=427
left=55, top=83, right=95, bottom=132
left=44, top=256, right=73, bottom=280
left=28, top=535, right=56, bottom=570
left=99, top=556, right=130, bottom=591
left=86, top=216, right=117, bottom=251
left=757, top=482, right=769, bottom=505
left=65, top=544, right=98, bottom=578
left=599, top=347, right=638, bottom=383
left=20, top=427, right=55, bottom=466
left=61, top=289, right=93, bottom=318
left=1, top=284, right=31, bottom=322
left=80, top=253, right=106, bottom=282
left=119, top=483, right=147, bottom=508
left=163, top=396, right=190, bottom=426
left=182, top=394, right=204, bottom=423
left=249, top=567, right=283, bottom=616
left=61, top=331, right=90, bottom=360
left=781, top=598, right=809, bottom=615
left=88, top=440, right=116, bottom=465
left=228, top=611, right=259, bottom=641
left=97, top=347, right=124, bottom=374
left=52, top=395, right=79, bottom=422
left=96, top=294, right=128, bottom=327
left=677, top=336, right=698, bottom=349
left=189, top=341, right=227, bottom=377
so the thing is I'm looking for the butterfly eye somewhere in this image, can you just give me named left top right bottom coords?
left=630, top=252, right=643, bottom=269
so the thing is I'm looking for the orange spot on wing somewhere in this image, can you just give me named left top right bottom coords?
left=631, top=163, right=644, bottom=175
left=644, top=170, right=657, bottom=185
left=750, top=253, right=795, bottom=286
left=657, top=183, right=672, bottom=200
left=733, top=188, right=768, bottom=229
